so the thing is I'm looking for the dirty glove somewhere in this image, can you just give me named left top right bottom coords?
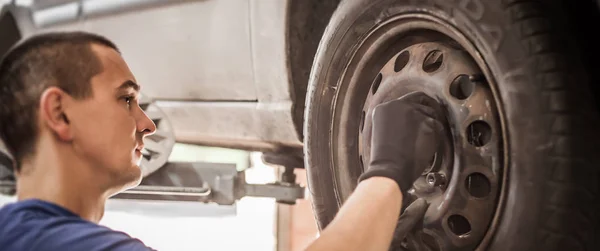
left=389, top=198, right=429, bottom=251
left=358, top=91, right=445, bottom=204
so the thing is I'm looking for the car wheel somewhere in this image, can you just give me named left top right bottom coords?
left=304, top=0, right=600, bottom=250
left=139, top=94, right=175, bottom=177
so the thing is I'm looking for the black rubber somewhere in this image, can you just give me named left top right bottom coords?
left=0, top=5, right=22, bottom=58
left=304, top=0, right=600, bottom=250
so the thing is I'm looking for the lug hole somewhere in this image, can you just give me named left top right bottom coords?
left=140, top=103, right=150, bottom=111
left=450, top=74, right=474, bottom=100
left=423, top=50, right=443, bottom=73
left=371, top=73, right=382, bottom=95
left=394, top=51, right=410, bottom=72
left=360, top=110, right=365, bottom=132
left=466, top=121, right=492, bottom=147
left=152, top=119, right=161, bottom=126
left=448, top=215, right=471, bottom=236
left=466, top=172, right=491, bottom=198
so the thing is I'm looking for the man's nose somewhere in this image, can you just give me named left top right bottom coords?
left=137, top=108, right=157, bottom=136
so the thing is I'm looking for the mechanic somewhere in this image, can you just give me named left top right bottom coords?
left=0, top=31, right=444, bottom=251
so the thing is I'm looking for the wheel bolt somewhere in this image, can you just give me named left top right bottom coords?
left=427, top=172, right=446, bottom=187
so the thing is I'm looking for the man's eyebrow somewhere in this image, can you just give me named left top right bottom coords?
left=117, top=80, right=140, bottom=92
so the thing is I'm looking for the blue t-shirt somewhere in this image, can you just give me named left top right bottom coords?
left=0, top=199, right=154, bottom=251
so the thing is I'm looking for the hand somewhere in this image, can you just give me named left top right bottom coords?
left=358, top=91, right=445, bottom=204
left=388, top=198, right=429, bottom=251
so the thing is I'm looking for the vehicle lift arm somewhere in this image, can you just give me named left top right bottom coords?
left=0, top=161, right=306, bottom=205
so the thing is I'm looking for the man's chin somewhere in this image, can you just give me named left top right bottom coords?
left=125, top=164, right=143, bottom=187
left=110, top=164, right=143, bottom=195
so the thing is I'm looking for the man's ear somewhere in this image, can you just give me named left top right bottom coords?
left=39, top=87, right=73, bottom=141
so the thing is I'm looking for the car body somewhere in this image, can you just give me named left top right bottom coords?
left=0, top=0, right=339, bottom=155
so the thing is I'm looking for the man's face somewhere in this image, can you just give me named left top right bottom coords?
left=67, top=44, right=155, bottom=190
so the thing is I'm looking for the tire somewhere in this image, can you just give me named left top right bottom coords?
left=304, top=0, right=600, bottom=250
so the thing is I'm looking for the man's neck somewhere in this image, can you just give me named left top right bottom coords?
left=15, top=138, right=110, bottom=223
left=17, top=185, right=108, bottom=223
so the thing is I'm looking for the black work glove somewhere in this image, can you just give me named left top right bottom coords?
left=389, top=198, right=429, bottom=251
left=358, top=91, right=445, bottom=205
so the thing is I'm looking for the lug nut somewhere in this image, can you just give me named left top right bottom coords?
left=427, top=172, right=447, bottom=187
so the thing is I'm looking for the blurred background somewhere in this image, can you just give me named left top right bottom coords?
left=0, top=143, right=319, bottom=251
left=0, top=0, right=323, bottom=250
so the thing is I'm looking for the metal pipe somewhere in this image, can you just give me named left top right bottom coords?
left=1, top=181, right=212, bottom=197
left=120, top=185, right=211, bottom=197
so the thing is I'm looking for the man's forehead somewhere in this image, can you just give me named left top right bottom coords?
left=90, top=43, right=137, bottom=89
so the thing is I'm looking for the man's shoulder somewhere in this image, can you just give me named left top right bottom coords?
left=0, top=199, right=153, bottom=251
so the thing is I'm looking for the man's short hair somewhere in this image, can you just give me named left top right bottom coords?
left=0, top=31, right=120, bottom=171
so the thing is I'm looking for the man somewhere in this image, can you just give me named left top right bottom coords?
left=0, top=31, right=443, bottom=250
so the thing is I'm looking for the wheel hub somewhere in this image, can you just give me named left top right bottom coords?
left=359, top=42, right=502, bottom=250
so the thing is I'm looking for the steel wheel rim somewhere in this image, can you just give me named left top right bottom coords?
left=329, top=14, right=508, bottom=251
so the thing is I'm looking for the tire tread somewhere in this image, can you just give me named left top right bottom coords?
left=506, top=0, right=600, bottom=249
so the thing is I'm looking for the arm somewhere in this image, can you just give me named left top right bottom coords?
left=304, top=92, right=445, bottom=251
left=305, top=177, right=402, bottom=251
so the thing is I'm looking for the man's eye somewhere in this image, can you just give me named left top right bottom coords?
left=123, top=96, right=134, bottom=108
